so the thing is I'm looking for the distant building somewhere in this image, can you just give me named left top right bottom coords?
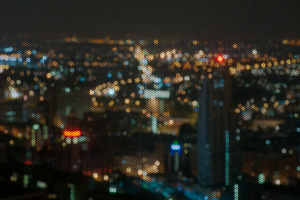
left=197, top=68, right=235, bottom=187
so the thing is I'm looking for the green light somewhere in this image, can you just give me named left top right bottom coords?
left=225, top=130, right=230, bottom=186
left=174, top=140, right=178, bottom=144
left=70, top=184, right=75, bottom=200
left=258, top=173, right=265, bottom=184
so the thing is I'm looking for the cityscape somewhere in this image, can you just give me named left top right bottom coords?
left=1, top=1, right=300, bottom=200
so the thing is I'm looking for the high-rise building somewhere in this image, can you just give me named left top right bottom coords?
left=197, top=66, right=233, bottom=187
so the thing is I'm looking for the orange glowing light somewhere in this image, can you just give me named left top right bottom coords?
left=217, top=55, right=224, bottom=62
left=63, top=129, right=82, bottom=138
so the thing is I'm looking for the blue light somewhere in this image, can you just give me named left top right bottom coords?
left=32, top=50, right=37, bottom=54
left=42, top=55, right=47, bottom=60
left=123, top=60, right=129, bottom=66
left=165, top=83, right=171, bottom=87
left=4, top=47, right=13, bottom=53
left=153, top=77, right=162, bottom=84
left=18, top=58, right=22, bottom=62
left=9, top=57, right=17, bottom=62
left=80, top=77, right=85, bottom=82
left=108, top=88, right=115, bottom=96
left=40, top=59, right=45, bottom=64
left=117, top=72, right=122, bottom=79
left=107, top=73, right=112, bottom=78
left=154, top=82, right=163, bottom=89
left=193, top=108, right=199, bottom=112
left=199, top=58, right=208, bottom=62
left=141, top=58, right=148, bottom=65
left=26, top=58, right=31, bottom=63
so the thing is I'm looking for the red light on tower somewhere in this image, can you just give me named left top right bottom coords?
left=217, top=55, right=224, bottom=63
left=63, top=129, right=82, bottom=138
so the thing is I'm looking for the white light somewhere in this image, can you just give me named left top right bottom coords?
left=93, top=173, right=98, bottom=179
left=184, top=76, right=190, bottom=81
left=107, top=88, right=115, bottom=96
left=151, top=115, right=158, bottom=134
left=192, top=101, right=198, bottom=107
left=64, top=87, right=71, bottom=93
left=66, top=138, right=71, bottom=144
left=109, top=187, right=117, bottom=193
left=73, top=137, right=78, bottom=144
left=126, top=167, right=131, bottom=173
left=171, top=144, right=181, bottom=151
left=104, top=175, right=109, bottom=181
left=144, top=90, right=170, bottom=99
left=281, top=148, right=287, bottom=154
left=37, top=181, right=47, bottom=189
left=234, top=184, right=239, bottom=200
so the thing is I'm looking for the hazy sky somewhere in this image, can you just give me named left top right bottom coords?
left=1, top=0, right=300, bottom=39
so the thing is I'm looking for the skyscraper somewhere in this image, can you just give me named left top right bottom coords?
left=197, top=65, right=232, bottom=187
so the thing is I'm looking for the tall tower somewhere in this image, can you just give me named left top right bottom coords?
left=197, top=66, right=232, bottom=186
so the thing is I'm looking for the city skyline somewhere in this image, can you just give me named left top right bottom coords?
left=1, top=1, right=300, bottom=199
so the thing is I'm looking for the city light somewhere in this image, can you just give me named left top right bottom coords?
left=63, top=130, right=82, bottom=138
left=171, top=141, right=181, bottom=154
left=109, top=186, right=117, bottom=193
left=1, top=26, right=300, bottom=200
left=217, top=55, right=224, bottom=63
left=144, top=89, right=170, bottom=99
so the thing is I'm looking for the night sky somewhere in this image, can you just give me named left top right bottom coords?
left=1, top=0, right=300, bottom=40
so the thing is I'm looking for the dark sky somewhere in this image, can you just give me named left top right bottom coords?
left=1, top=0, right=300, bottom=40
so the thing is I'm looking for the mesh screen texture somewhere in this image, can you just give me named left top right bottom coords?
left=1, top=1, right=300, bottom=200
